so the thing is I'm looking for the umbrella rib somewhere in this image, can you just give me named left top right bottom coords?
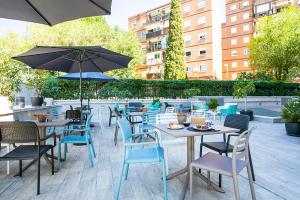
left=82, top=51, right=104, bottom=73
left=24, top=0, right=52, bottom=26
left=89, top=0, right=111, bottom=15
left=84, top=50, right=132, bottom=68
left=33, top=51, right=77, bottom=69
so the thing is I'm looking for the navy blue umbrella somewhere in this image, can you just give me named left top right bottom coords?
left=59, top=72, right=115, bottom=108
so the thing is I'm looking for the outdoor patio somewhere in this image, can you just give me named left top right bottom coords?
left=0, top=111, right=299, bottom=200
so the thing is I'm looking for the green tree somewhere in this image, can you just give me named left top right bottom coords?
left=27, top=17, right=144, bottom=79
left=164, top=0, right=186, bottom=80
left=233, top=81, right=256, bottom=111
left=249, top=7, right=300, bottom=81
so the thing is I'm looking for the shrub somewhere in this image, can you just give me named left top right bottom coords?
left=183, top=88, right=201, bottom=98
left=281, top=97, right=300, bottom=123
left=208, top=99, right=220, bottom=110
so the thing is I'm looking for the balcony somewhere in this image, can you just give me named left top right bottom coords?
left=146, top=30, right=162, bottom=39
left=145, top=14, right=170, bottom=25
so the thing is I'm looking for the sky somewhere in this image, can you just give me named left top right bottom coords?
left=0, top=0, right=225, bottom=36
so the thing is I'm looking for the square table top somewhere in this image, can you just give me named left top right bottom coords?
left=35, top=119, right=72, bottom=127
left=151, top=124, right=239, bottom=138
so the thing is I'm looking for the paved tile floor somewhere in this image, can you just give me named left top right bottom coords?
left=0, top=116, right=299, bottom=200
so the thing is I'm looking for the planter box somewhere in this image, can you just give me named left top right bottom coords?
left=285, top=122, right=300, bottom=137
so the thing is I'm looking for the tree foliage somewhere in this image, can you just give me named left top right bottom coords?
left=249, top=7, right=300, bottom=81
left=0, top=17, right=144, bottom=97
left=164, top=0, right=186, bottom=80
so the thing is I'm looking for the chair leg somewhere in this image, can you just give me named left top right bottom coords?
left=37, top=156, right=41, bottom=195
left=87, top=143, right=94, bottom=167
left=114, top=124, right=119, bottom=146
left=248, top=147, right=255, bottom=181
left=207, top=171, right=211, bottom=190
left=7, top=144, right=10, bottom=175
left=51, top=147, right=54, bottom=175
left=123, top=163, right=129, bottom=181
left=199, top=144, right=203, bottom=173
left=109, top=115, right=112, bottom=127
left=247, top=163, right=256, bottom=200
left=19, top=160, right=22, bottom=177
left=58, top=142, right=61, bottom=170
left=189, top=165, right=193, bottom=200
left=115, top=161, right=126, bottom=200
left=164, top=146, right=169, bottom=176
left=232, top=173, right=240, bottom=200
left=64, top=143, right=67, bottom=160
left=219, top=152, right=222, bottom=188
left=162, top=160, right=168, bottom=200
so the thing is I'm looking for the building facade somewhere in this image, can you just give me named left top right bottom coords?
left=222, top=0, right=299, bottom=80
left=128, top=0, right=224, bottom=80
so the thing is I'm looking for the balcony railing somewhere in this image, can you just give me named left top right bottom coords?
left=146, top=30, right=162, bottom=39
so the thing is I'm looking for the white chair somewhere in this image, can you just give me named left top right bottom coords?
left=165, top=107, right=175, bottom=114
left=155, top=113, right=186, bottom=175
left=190, top=128, right=256, bottom=200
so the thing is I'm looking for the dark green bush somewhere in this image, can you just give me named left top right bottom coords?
left=40, top=78, right=300, bottom=99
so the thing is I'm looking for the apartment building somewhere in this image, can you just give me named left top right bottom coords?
left=128, top=0, right=224, bottom=80
left=222, top=0, right=299, bottom=80
left=221, top=0, right=254, bottom=80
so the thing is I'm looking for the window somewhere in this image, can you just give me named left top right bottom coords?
left=184, top=20, right=192, bottom=28
left=243, top=24, right=250, bottom=31
left=231, top=27, right=237, bottom=34
left=199, top=64, right=207, bottom=72
left=199, top=0, right=206, bottom=8
left=140, top=31, right=147, bottom=40
left=154, top=53, right=160, bottom=59
left=231, top=38, right=237, bottom=45
left=141, top=19, right=146, bottom=25
left=243, top=36, right=250, bottom=43
left=198, top=16, right=206, bottom=25
left=242, top=1, right=249, bottom=7
left=187, top=66, right=193, bottom=73
left=231, top=16, right=237, bottom=22
left=184, top=35, right=192, bottom=44
left=185, top=51, right=192, bottom=58
left=232, top=62, right=238, bottom=68
left=131, top=23, right=137, bottom=29
left=231, top=50, right=238, bottom=56
left=230, top=4, right=237, bottom=11
left=243, top=12, right=250, bottom=20
left=199, top=49, right=206, bottom=56
left=183, top=4, right=191, bottom=13
left=244, top=61, right=249, bottom=67
left=199, top=32, right=206, bottom=40
left=243, top=48, right=249, bottom=55
left=232, top=73, right=238, bottom=80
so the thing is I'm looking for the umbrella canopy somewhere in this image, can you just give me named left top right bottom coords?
left=58, top=72, right=115, bottom=81
left=59, top=72, right=116, bottom=108
left=13, top=45, right=132, bottom=111
left=0, top=0, right=112, bottom=26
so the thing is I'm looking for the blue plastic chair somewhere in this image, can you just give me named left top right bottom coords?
left=57, top=114, right=96, bottom=169
left=115, top=119, right=168, bottom=200
left=140, top=110, right=159, bottom=135
left=220, top=105, right=238, bottom=120
left=148, top=102, right=160, bottom=111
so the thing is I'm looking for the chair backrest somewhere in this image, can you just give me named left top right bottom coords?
left=224, top=114, right=249, bottom=134
left=165, top=107, right=175, bottom=113
left=232, top=127, right=254, bottom=169
left=85, top=113, right=93, bottom=129
left=0, top=121, right=39, bottom=144
left=143, top=111, right=159, bottom=124
left=66, top=110, right=81, bottom=121
left=227, top=105, right=238, bottom=115
left=70, top=105, right=73, bottom=110
left=117, top=118, right=133, bottom=144
left=156, top=113, right=178, bottom=124
left=108, top=106, right=113, bottom=114
left=128, top=102, right=143, bottom=108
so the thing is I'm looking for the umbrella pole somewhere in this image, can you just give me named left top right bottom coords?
left=79, top=61, right=83, bottom=121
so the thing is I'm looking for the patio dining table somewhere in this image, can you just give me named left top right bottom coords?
left=151, top=124, right=239, bottom=200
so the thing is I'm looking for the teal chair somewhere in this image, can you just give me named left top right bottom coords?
left=148, top=102, right=160, bottom=111
left=140, top=110, right=159, bottom=135
left=57, top=114, right=96, bottom=169
left=115, top=119, right=168, bottom=200
left=220, top=105, right=238, bottom=120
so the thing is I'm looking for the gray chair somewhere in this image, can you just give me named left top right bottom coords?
left=199, top=114, right=255, bottom=187
left=190, top=128, right=256, bottom=200
left=0, top=121, right=55, bottom=195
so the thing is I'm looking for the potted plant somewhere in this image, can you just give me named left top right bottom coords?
left=27, top=70, right=49, bottom=107
left=281, top=97, right=300, bottom=136
left=208, top=99, right=219, bottom=112
left=233, top=81, right=256, bottom=120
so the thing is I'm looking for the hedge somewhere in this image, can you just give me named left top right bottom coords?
left=42, top=79, right=300, bottom=99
